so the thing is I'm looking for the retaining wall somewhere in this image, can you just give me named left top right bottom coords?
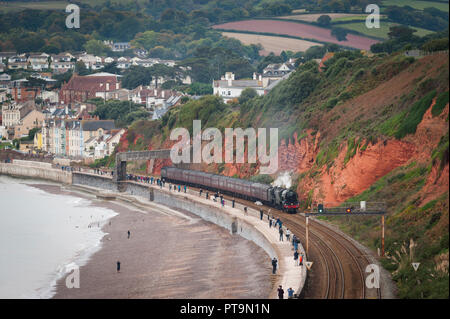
left=0, top=162, right=72, bottom=184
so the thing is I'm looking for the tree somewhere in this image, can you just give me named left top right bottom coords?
left=83, top=39, right=110, bottom=56
left=331, top=27, right=348, bottom=41
left=239, top=88, right=258, bottom=104
left=388, top=26, right=416, bottom=40
left=421, top=38, right=449, bottom=52
left=75, top=61, right=90, bottom=76
left=317, top=15, right=332, bottom=27
left=121, top=66, right=152, bottom=89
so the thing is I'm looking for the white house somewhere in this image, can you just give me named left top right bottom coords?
left=213, top=72, right=265, bottom=102
left=28, top=54, right=49, bottom=71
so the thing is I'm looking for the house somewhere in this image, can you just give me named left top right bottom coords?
left=14, top=108, right=45, bottom=139
left=112, top=42, right=131, bottom=52
left=51, top=61, right=75, bottom=73
left=0, top=73, right=11, bottom=89
left=95, top=88, right=130, bottom=101
left=59, top=73, right=121, bottom=104
left=77, top=53, right=97, bottom=68
left=0, top=52, right=16, bottom=63
left=213, top=72, right=265, bottom=102
left=51, top=53, right=74, bottom=63
left=106, top=128, right=125, bottom=155
left=0, top=89, right=7, bottom=103
left=10, top=79, right=41, bottom=103
left=41, top=90, right=59, bottom=104
left=1, top=100, right=34, bottom=128
left=117, top=57, right=131, bottom=69
left=28, top=54, right=49, bottom=71
left=0, top=63, right=5, bottom=73
left=8, top=61, right=28, bottom=70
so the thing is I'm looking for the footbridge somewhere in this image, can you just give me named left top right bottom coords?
left=114, top=149, right=172, bottom=182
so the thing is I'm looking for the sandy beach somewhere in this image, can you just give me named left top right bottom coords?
left=29, top=183, right=273, bottom=299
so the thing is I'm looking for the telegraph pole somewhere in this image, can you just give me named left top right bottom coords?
left=381, top=215, right=385, bottom=257
left=306, top=216, right=309, bottom=256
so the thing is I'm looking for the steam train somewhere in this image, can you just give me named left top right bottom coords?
left=161, top=167, right=299, bottom=213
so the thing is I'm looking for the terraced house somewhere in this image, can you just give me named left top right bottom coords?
left=42, top=119, right=116, bottom=159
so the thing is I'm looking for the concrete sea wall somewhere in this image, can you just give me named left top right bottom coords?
left=0, top=162, right=72, bottom=184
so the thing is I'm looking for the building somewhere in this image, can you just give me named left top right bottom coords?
left=10, top=79, right=41, bottom=103
left=14, top=108, right=45, bottom=139
left=42, top=118, right=116, bottom=158
left=59, top=73, right=121, bottom=105
left=213, top=72, right=265, bottom=102
left=28, top=54, right=49, bottom=71
left=0, top=89, right=7, bottom=103
left=1, top=101, right=34, bottom=128
left=51, top=61, right=75, bottom=73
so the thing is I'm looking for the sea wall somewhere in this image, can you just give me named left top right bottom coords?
left=0, top=162, right=72, bottom=184
left=72, top=172, right=118, bottom=192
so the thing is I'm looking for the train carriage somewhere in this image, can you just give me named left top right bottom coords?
left=161, top=167, right=299, bottom=213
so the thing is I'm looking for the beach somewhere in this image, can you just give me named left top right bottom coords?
left=25, top=183, right=273, bottom=299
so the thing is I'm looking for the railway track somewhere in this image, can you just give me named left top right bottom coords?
left=176, top=184, right=382, bottom=299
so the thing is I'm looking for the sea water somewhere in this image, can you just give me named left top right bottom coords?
left=0, top=175, right=117, bottom=298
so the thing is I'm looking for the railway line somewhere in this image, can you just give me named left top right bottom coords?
left=178, top=183, right=382, bottom=299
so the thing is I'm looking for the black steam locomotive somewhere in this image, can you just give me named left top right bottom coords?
left=161, top=167, right=299, bottom=213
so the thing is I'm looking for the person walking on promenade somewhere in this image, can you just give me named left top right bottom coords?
left=287, top=287, right=294, bottom=299
left=269, top=217, right=273, bottom=228
left=184, top=185, right=187, bottom=193
left=285, top=228, right=291, bottom=242
left=221, top=199, right=225, bottom=207
left=279, top=227, right=284, bottom=241
left=294, top=237, right=299, bottom=252
left=169, top=184, right=172, bottom=191
left=277, top=285, right=284, bottom=299
left=178, top=185, right=181, bottom=192
left=127, top=230, right=130, bottom=239
left=116, top=261, right=121, bottom=273
left=260, top=209, right=263, bottom=220
left=271, top=257, right=278, bottom=274
left=244, top=207, right=248, bottom=215
left=294, top=250, right=299, bottom=266
left=206, top=192, right=209, bottom=199
left=299, top=253, right=304, bottom=266
left=199, top=189, right=203, bottom=196
left=232, top=199, right=235, bottom=208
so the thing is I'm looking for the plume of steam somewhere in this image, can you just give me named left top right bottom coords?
left=272, top=171, right=292, bottom=189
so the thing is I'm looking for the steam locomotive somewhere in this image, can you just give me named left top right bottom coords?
left=161, top=167, right=299, bottom=213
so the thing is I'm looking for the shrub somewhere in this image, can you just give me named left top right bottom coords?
left=395, top=90, right=436, bottom=139
left=431, top=91, right=449, bottom=117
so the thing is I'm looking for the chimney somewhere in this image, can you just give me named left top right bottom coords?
left=162, top=90, right=165, bottom=98
left=258, top=74, right=262, bottom=82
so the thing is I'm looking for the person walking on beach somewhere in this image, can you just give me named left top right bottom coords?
left=271, top=257, right=278, bottom=274
left=294, top=250, right=299, bottom=266
left=260, top=209, right=263, bottom=220
left=285, top=228, right=291, bottom=242
left=277, top=285, right=284, bottom=299
left=279, top=227, right=284, bottom=241
left=117, top=261, right=121, bottom=273
left=269, top=217, right=273, bottom=228
left=127, top=230, right=130, bottom=239
left=244, top=206, right=248, bottom=215
left=287, top=287, right=294, bottom=299
left=199, top=189, right=203, bottom=196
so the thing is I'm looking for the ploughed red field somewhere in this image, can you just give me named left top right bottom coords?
left=213, top=19, right=379, bottom=51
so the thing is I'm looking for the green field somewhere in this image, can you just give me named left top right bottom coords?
left=339, top=21, right=435, bottom=39
left=381, top=0, right=449, bottom=12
